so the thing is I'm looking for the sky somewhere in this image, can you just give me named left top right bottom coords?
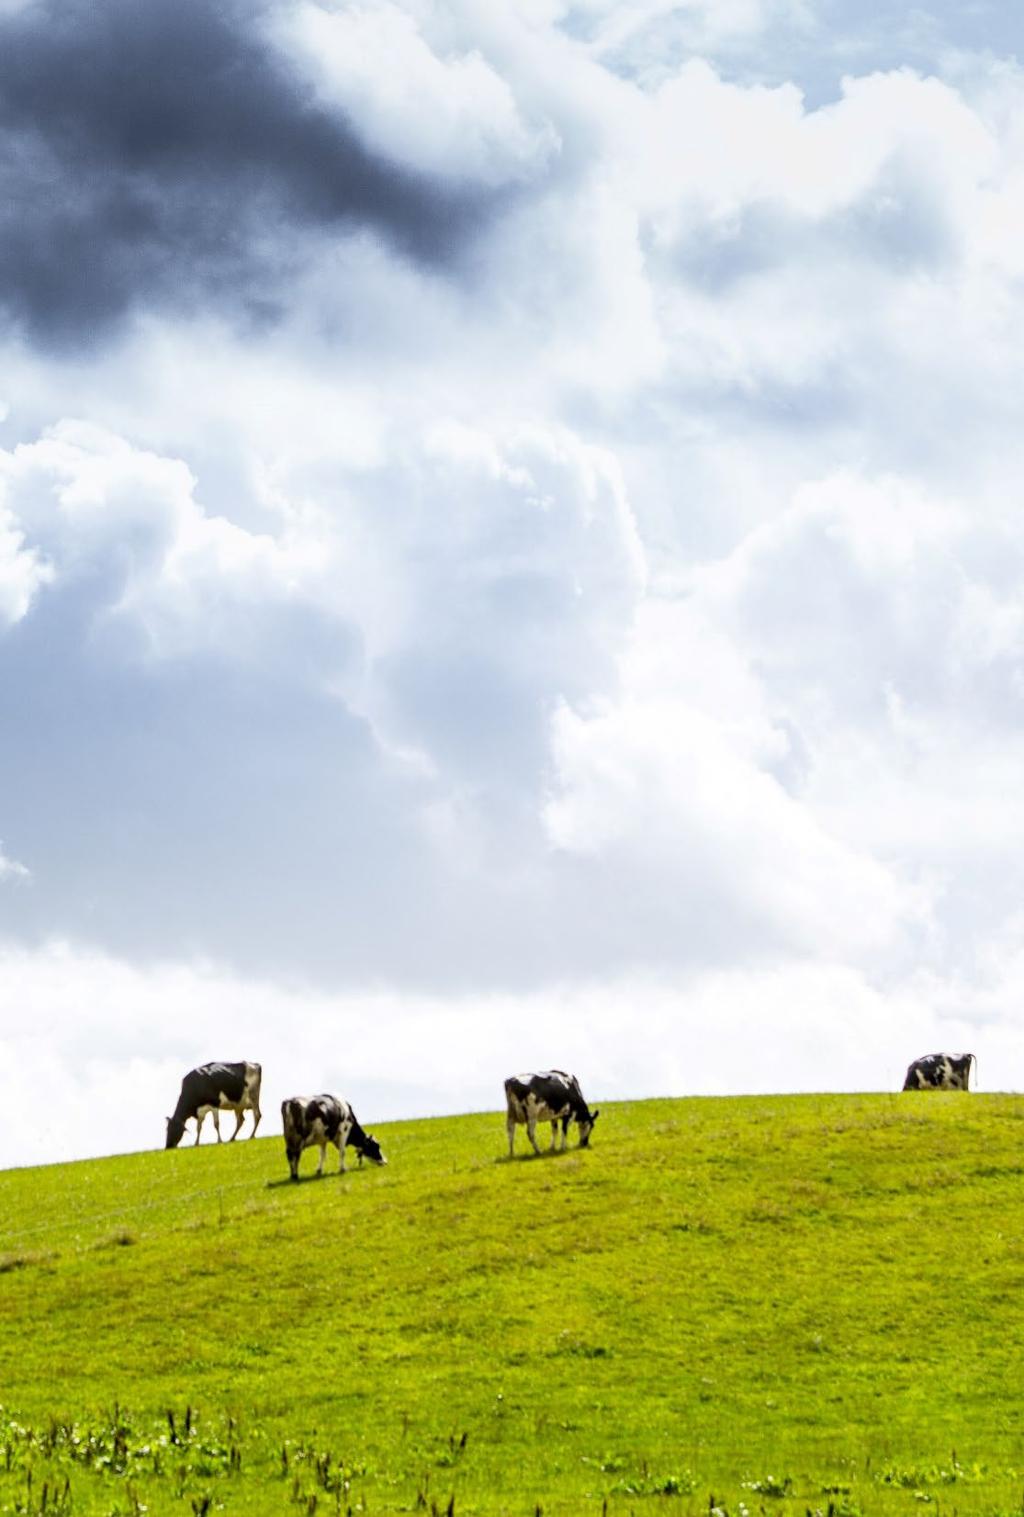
left=2, top=0, right=1024, bottom=1169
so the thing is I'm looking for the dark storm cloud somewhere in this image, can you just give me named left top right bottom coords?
left=0, top=0, right=496, bottom=345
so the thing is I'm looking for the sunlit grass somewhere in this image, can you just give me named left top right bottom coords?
left=1, top=1093, right=1023, bottom=1513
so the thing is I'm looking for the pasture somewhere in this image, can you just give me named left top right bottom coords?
left=1, top=1092, right=1023, bottom=1514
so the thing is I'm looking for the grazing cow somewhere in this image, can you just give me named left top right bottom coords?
left=165, top=1061, right=262, bottom=1149
left=504, top=1070, right=599, bottom=1157
left=280, top=1094, right=387, bottom=1181
left=902, top=1052, right=976, bottom=1091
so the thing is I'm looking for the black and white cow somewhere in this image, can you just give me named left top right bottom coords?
left=504, top=1070, right=599, bottom=1157
left=902, top=1052, right=976, bottom=1091
left=280, top=1094, right=387, bottom=1181
left=165, top=1061, right=263, bottom=1149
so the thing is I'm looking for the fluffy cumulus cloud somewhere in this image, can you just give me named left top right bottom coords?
left=1, top=0, right=1024, bottom=1167
left=0, top=503, right=50, bottom=625
left=1, top=421, right=330, bottom=657
left=271, top=2, right=560, bottom=185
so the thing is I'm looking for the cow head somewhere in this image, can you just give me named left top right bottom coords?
left=284, top=1139, right=305, bottom=1180
left=165, top=1116, right=186, bottom=1150
left=356, top=1133, right=387, bottom=1166
left=577, top=1109, right=600, bottom=1148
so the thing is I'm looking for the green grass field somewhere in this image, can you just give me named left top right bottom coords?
left=1, top=1092, right=1023, bottom=1516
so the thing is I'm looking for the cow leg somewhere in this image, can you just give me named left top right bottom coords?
left=526, top=1116, right=541, bottom=1155
left=550, top=1120, right=558, bottom=1150
left=229, top=1106, right=244, bottom=1141
left=249, top=1102, right=261, bottom=1137
left=507, top=1117, right=517, bottom=1157
left=316, top=1141, right=327, bottom=1177
left=338, top=1142, right=347, bottom=1175
left=194, top=1111, right=205, bottom=1145
left=212, top=1109, right=223, bottom=1143
left=560, top=1117, right=570, bottom=1152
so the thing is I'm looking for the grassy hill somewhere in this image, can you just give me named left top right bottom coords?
left=1, top=1092, right=1023, bottom=1515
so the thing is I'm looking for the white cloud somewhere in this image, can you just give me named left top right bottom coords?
left=3, top=409, right=647, bottom=708
left=484, top=179, right=667, bottom=394
left=0, top=505, right=50, bottom=625
left=1, top=421, right=333, bottom=660
left=272, top=1, right=559, bottom=184
left=574, top=0, right=812, bottom=66
left=545, top=668, right=917, bottom=962
left=693, top=469, right=1024, bottom=751
left=0, top=453, right=54, bottom=624
left=0, top=842, right=29, bottom=882
left=615, top=64, right=1005, bottom=420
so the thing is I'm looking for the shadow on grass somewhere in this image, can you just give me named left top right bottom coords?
left=264, top=1170, right=362, bottom=1189
left=496, top=1148, right=584, bottom=1164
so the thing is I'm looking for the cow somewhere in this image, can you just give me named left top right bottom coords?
left=280, top=1094, right=387, bottom=1181
left=165, top=1061, right=263, bottom=1149
left=902, top=1052, right=976, bottom=1091
left=504, top=1070, right=599, bottom=1157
